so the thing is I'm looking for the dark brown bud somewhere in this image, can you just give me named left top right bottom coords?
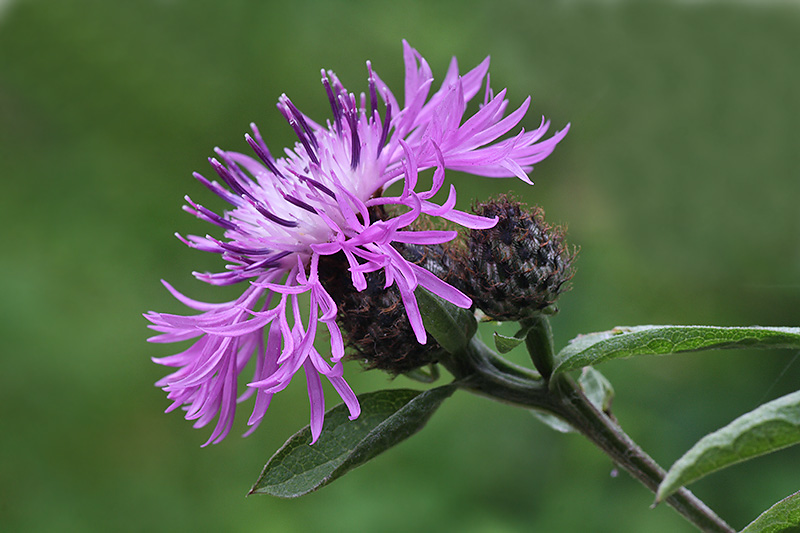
left=453, top=195, right=576, bottom=321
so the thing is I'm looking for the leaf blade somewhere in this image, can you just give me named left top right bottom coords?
left=416, top=287, right=477, bottom=354
left=250, top=385, right=456, bottom=498
left=494, top=331, right=526, bottom=354
left=656, top=390, right=800, bottom=502
left=532, top=367, right=614, bottom=434
left=579, top=367, right=615, bottom=414
left=741, top=490, right=800, bottom=533
left=554, top=326, right=800, bottom=374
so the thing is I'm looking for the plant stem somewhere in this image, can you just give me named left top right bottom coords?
left=521, top=316, right=555, bottom=380
left=550, top=373, right=734, bottom=533
left=441, top=338, right=734, bottom=533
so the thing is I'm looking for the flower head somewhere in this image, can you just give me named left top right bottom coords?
left=454, top=196, right=577, bottom=321
left=145, top=41, right=568, bottom=445
left=320, top=240, right=460, bottom=374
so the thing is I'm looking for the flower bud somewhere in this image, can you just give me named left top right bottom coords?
left=455, top=196, right=576, bottom=321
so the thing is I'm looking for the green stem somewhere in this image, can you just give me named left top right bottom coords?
left=550, top=373, right=734, bottom=533
left=520, top=316, right=555, bottom=380
left=440, top=338, right=734, bottom=533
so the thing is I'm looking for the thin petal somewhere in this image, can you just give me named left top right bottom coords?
left=392, top=230, right=457, bottom=245
left=410, top=262, right=471, bottom=308
left=304, top=359, right=325, bottom=443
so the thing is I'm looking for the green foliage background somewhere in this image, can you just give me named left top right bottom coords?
left=2, top=1, right=799, bottom=531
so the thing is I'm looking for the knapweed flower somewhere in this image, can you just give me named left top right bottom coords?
left=145, top=40, right=568, bottom=445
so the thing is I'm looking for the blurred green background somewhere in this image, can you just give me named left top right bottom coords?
left=2, top=0, right=800, bottom=531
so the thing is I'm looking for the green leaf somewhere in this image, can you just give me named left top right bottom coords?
left=532, top=368, right=615, bottom=433
left=402, top=365, right=440, bottom=384
left=656, top=390, right=800, bottom=503
left=741, top=490, right=800, bottom=533
left=250, top=385, right=456, bottom=498
left=579, top=367, right=615, bottom=414
left=493, top=331, right=526, bottom=354
left=554, top=326, right=800, bottom=374
left=416, top=287, right=477, bottom=354
left=531, top=410, right=574, bottom=433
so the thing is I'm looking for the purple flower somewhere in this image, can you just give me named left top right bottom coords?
left=145, top=40, right=568, bottom=445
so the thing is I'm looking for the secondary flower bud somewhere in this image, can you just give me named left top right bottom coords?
left=456, top=196, right=576, bottom=321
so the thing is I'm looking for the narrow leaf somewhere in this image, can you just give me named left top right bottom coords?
left=554, top=326, right=800, bottom=374
left=656, top=390, right=800, bottom=502
left=531, top=411, right=574, bottom=433
left=532, top=367, right=614, bottom=433
left=741, top=490, right=800, bottom=533
left=416, top=287, right=477, bottom=354
left=403, top=365, right=440, bottom=384
left=579, top=367, right=615, bottom=414
left=494, top=331, right=526, bottom=354
left=250, top=385, right=456, bottom=498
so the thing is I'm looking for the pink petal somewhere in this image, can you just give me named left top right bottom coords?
left=411, top=262, right=472, bottom=309
left=304, top=359, right=325, bottom=443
